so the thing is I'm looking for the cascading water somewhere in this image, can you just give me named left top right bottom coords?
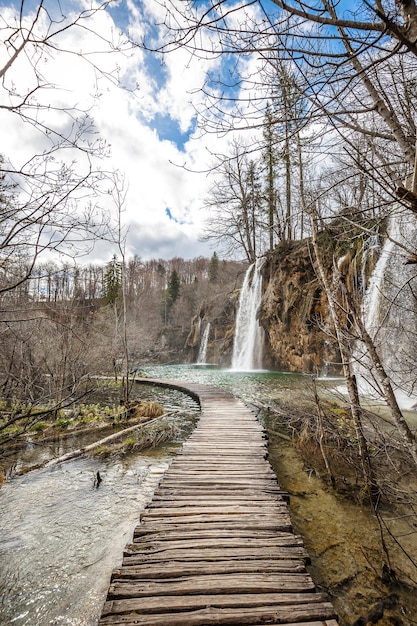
left=360, top=234, right=381, bottom=295
left=356, top=209, right=417, bottom=408
left=231, top=259, right=264, bottom=371
left=197, top=322, right=210, bottom=364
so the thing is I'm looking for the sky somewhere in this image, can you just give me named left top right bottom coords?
left=0, top=0, right=260, bottom=264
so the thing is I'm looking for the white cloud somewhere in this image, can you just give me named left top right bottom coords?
left=1, top=0, right=254, bottom=264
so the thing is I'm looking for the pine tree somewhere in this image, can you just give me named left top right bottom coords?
left=262, top=103, right=277, bottom=251
left=208, top=252, right=219, bottom=283
left=103, top=255, right=122, bottom=305
left=162, top=269, right=181, bottom=323
left=167, top=269, right=180, bottom=304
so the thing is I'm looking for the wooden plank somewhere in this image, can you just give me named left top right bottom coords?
left=104, top=591, right=326, bottom=611
left=108, top=574, right=316, bottom=598
left=157, top=479, right=279, bottom=488
left=152, top=492, right=286, bottom=501
left=138, top=513, right=291, bottom=526
left=183, top=444, right=265, bottom=448
left=177, top=454, right=270, bottom=460
left=154, top=487, right=288, bottom=498
left=141, top=506, right=288, bottom=518
left=112, top=561, right=308, bottom=581
left=123, top=546, right=309, bottom=562
left=133, top=528, right=292, bottom=541
left=164, top=464, right=272, bottom=470
left=101, top=618, right=336, bottom=626
left=146, top=501, right=288, bottom=511
left=130, top=535, right=303, bottom=548
left=151, top=495, right=289, bottom=504
left=165, top=468, right=276, bottom=475
left=134, top=519, right=293, bottom=535
left=161, top=472, right=276, bottom=478
left=99, top=599, right=337, bottom=625
left=127, top=533, right=303, bottom=551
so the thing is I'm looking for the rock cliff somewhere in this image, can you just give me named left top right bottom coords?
left=260, top=240, right=342, bottom=374
left=260, top=224, right=381, bottom=374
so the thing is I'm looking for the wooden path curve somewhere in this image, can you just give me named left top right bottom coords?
left=99, top=378, right=338, bottom=626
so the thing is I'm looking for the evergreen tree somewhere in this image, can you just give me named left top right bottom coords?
left=162, top=269, right=181, bottom=323
left=262, top=103, right=278, bottom=251
left=208, top=252, right=219, bottom=283
left=167, top=269, right=180, bottom=304
left=103, top=255, right=122, bottom=305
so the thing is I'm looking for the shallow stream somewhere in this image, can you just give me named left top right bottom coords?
left=0, top=378, right=201, bottom=626
left=0, top=452, right=171, bottom=625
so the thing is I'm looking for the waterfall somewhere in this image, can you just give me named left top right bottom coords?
left=231, top=259, right=264, bottom=371
left=197, top=322, right=210, bottom=364
left=356, top=209, right=417, bottom=408
left=360, top=233, right=381, bottom=295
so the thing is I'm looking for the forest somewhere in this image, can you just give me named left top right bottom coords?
left=0, top=252, right=244, bottom=411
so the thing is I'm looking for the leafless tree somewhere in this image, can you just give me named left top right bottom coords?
left=146, top=0, right=417, bottom=476
left=0, top=1, right=131, bottom=293
left=0, top=1, right=132, bottom=438
left=202, top=141, right=266, bottom=262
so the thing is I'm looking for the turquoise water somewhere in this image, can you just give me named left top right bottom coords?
left=137, top=363, right=315, bottom=403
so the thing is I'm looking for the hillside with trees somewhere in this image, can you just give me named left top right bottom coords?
left=0, top=250, right=244, bottom=419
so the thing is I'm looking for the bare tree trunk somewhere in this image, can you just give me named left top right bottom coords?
left=310, top=211, right=376, bottom=496
left=111, top=171, right=130, bottom=406
left=311, top=377, right=336, bottom=487
left=341, top=281, right=417, bottom=466
left=297, top=129, right=306, bottom=239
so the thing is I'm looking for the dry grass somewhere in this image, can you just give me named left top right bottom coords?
left=134, top=401, right=165, bottom=419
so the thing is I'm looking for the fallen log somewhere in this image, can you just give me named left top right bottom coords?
left=15, top=412, right=171, bottom=475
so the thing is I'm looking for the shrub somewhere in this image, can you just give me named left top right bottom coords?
left=56, top=418, right=72, bottom=428
left=30, top=421, right=49, bottom=432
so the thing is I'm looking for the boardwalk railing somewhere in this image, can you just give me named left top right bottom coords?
left=99, top=379, right=338, bottom=626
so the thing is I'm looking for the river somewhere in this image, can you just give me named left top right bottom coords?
left=0, top=453, right=171, bottom=625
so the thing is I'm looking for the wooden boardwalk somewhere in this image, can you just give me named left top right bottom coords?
left=99, top=379, right=338, bottom=626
